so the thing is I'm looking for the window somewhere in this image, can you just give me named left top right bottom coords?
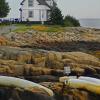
left=28, top=0, right=33, bottom=7
left=28, top=11, right=34, bottom=18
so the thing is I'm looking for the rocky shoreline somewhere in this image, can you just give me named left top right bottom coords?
left=0, top=27, right=100, bottom=100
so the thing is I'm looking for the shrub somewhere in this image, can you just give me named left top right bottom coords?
left=64, top=15, right=80, bottom=27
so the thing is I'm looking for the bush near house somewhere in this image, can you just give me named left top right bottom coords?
left=64, top=15, right=80, bottom=27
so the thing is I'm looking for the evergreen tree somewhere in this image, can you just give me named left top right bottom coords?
left=0, top=0, right=10, bottom=18
left=49, top=7, right=63, bottom=25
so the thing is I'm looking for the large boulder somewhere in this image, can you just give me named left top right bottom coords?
left=62, top=52, right=100, bottom=67
left=0, top=46, right=100, bottom=77
left=0, top=36, right=8, bottom=46
left=29, top=67, right=63, bottom=77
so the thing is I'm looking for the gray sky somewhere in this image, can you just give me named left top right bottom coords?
left=6, top=0, right=100, bottom=19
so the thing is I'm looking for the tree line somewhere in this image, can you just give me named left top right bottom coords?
left=0, top=0, right=9, bottom=18
left=49, top=7, right=80, bottom=27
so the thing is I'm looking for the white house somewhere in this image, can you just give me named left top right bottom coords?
left=20, top=0, right=57, bottom=23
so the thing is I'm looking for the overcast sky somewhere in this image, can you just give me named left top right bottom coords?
left=6, top=0, right=100, bottom=19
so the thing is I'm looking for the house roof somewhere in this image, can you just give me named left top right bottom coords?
left=21, top=0, right=56, bottom=8
left=20, top=0, right=25, bottom=5
left=37, top=0, right=51, bottom=8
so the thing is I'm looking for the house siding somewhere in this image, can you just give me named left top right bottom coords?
left=21, top=0, right=50, bottom=22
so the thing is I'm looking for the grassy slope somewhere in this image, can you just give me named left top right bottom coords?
left=13, top=24, right=65, bottom=33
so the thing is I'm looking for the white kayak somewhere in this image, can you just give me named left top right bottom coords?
left=0, top=76, right=54, bottom=96
left=59, top=76, right=100, bottom=95
left=68, top=78, right=100, bottom=95
left=79, top=76, right=100, bottom=84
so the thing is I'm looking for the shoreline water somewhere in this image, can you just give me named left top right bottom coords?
left=79, top=19, right=100, bottom=29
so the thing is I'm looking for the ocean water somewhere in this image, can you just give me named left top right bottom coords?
left=79, top=19, right=100, bottom=29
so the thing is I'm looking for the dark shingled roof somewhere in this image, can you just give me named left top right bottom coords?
left=37, top=0, right=48, bottom=5
left=21, top=0, right=56, bottom=8
left=37, top=0, right=50, bottom=8
left=20, top=0, right=25, bottom=5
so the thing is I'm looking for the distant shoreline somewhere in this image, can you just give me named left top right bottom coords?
left=79, top=18, right=100, bottom=29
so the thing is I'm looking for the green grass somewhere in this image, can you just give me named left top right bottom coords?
left=46, top=25, right=65, bottom=32
left=13, top=24, right=65, bottom=33
left=13, top=24, right=32, bottom=33
left=0, top=23, right=9, bottom=27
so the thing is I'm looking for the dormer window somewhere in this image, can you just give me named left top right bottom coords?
left=28, top=0, right=34, bottom=7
